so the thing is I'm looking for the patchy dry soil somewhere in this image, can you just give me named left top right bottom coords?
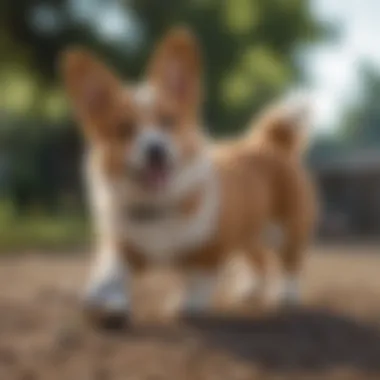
left=1, top=245, right=380, bottom=380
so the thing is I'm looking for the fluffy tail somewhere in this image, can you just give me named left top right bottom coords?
left=249, top=95, right=312, bottom=160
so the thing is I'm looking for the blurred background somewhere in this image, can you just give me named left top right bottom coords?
left=1, top=0, right=380, bottom=251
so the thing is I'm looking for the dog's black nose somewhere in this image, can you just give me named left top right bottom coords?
left=146, top=143, right=167, bottom=167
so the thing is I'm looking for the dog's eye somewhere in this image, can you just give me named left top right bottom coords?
left=116, top=120, right=136, bottom=140
left=159, top=115, right=176, bottom=131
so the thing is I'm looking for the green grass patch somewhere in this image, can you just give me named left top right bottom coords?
left=0, top=201, right=90, bottom=252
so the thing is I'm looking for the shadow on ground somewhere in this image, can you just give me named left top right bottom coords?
left=179, top=309, right=380, bottom=373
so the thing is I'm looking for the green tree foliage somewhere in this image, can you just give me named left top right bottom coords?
left=2, top=0, right=326, bottom=132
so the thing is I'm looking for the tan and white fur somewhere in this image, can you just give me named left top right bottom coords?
left=61, top=28, right=317, bottom=323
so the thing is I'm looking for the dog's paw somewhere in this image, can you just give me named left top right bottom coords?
left=281, top=277, right=301, bottom=308
left=83, top=276, right=129, bottom=331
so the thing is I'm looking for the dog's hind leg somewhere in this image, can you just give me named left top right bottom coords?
left=278, top=216, right=314, bottom=306
left=244, top=244, right=283, bottom=311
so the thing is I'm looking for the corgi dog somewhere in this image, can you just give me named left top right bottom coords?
left=61, top=28, right=316, bottom=323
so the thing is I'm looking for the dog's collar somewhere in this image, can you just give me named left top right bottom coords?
left=125, top=203, right=175, bottom=223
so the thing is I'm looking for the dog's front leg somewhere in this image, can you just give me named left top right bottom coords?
left=211, top=255, right=258, bottom=313
left=84, top=242, right=129, bottom=321
left=82, top=153, right=129, bottom=326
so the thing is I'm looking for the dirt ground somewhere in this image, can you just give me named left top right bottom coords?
left=1, top=245, right=380, bottom=380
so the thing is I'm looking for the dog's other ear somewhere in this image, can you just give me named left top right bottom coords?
left=60, top=48, right=121, bottom=125
left=147, top=27, right=202, bottom=115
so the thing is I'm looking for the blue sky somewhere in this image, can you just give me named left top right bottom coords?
left=306, top=0, right=380, bottom=132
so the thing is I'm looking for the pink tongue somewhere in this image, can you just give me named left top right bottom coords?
left=146, top=168, right=167, bottom=189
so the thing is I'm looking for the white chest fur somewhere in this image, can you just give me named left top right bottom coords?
left=121, top=170, right=219, bottom=263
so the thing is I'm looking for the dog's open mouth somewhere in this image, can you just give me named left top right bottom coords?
left=141, top=164, right=171, bottom=191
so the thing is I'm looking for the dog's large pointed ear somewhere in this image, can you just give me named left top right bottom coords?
left=147, top=27, right=202, bottom=114
left=60, top=48, right=121, bottom=124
